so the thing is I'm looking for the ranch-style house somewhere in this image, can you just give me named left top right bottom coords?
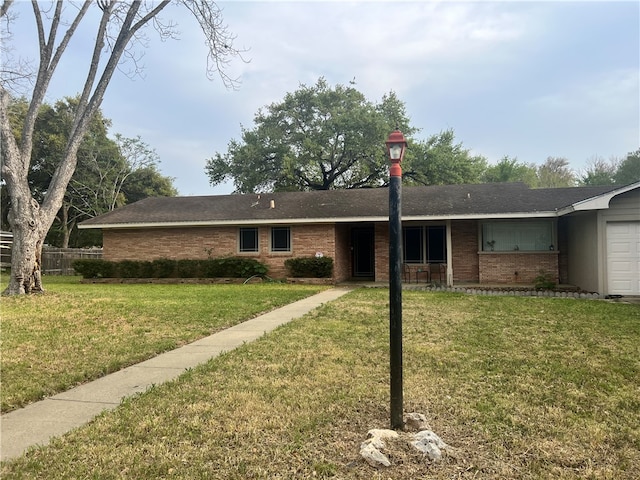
left=79, top=181, right=640, bottom=296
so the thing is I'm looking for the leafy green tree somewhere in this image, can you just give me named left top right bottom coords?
left=579, top=156, right=619, bottom=186
left=482, top=155, right=538, bottom=187
left=537, top=157, right=576, bottom=188
left=3, top=96, right=176, bottom=247
left=206, top=78, right=416, bottom=192
left=614, top=149, right=640, bottom=185
left=403, top=129, right=487, bottom=185
left=121, top=165, right=178, bottom=204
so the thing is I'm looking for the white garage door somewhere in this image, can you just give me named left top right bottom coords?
left=606, top=222, right=640, bottom=295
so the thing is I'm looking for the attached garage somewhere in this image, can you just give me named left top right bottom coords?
left=606, top=222, right=640, bottom=295
left=560, top=181, right=640, bottom=296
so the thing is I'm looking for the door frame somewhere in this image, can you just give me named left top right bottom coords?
left=351, top=226, right=375, bottom=278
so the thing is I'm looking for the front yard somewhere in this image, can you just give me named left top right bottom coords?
left=2, top=280, right=639, bottom=478
left=1, top=276, right=326, bottom=412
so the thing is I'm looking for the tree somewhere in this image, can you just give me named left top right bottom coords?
left=536, top=157, right=576, bottom=188
left=120, top=165, right=177, bottom=205
left=61, top=133, right=177, bottom=247
left=4, top=96, right=177, bottom=247
left=482, top=155, right=538, bottom=187
left=6, top=96, right=117, bottom=245
left=403, top=129, right=487, bottom=186
left=206, top=78, right=416, bottom=193
left=0, top=0, right=240, bottom=295
left=614, top=149, right=640, bottom=185
left=579, top=156, right=619, bottom=186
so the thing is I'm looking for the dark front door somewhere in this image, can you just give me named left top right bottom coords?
left=352, top=227, right=375, bottom=278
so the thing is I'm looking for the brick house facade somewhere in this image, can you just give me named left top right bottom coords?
left=81, top=182, right=640, bottom=294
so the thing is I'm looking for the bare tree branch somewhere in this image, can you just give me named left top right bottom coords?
left=0, top=0, right=14, bottom=19
left=179, top=0, right=246, bottom=89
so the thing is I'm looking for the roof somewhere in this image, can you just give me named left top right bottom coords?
left=79, top=182, right=627, bottom=229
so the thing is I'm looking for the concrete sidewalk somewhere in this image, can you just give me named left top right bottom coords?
left=0, top=287, right=353, bottom=462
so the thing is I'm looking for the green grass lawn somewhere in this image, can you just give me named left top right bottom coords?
left=1, top=276, right=326, bottom=412
left=2, top=285, right=639, bottom=479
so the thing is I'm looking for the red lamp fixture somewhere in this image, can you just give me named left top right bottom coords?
left=385, top=129, right=407, bottom=177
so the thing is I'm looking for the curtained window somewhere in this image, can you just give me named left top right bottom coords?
left=482, top=220, right=555, bottom=252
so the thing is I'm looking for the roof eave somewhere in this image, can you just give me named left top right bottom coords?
left=557, top=181, right=640, bottom=216
left=78, top=211, right=559, bottom=230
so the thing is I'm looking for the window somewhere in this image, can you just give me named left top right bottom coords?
left=482, top=220, right=555, bottom=252
left=402, top=225, right=446, bottom=263
left=239, top=227, right=258, bottom=252
left=271, top=227, right=291, bottom=252
left=403, top=227, right=424, bottom=263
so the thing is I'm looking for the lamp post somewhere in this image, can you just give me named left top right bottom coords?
left=386, top=128, right=407, bottom=430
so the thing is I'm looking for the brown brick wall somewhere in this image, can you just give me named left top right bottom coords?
left=102, top=220, right=560, bottom=285
left=334, top=224, right=352, bottom=282
left=375, top=223, right=389, bottom=282
left=479, top=253, right=559, bottom=284
left=103, top=227, right=236, bottom=261
left=451, top=220, right=479, bottom=283
left=103, top=224, right=338, bottom=279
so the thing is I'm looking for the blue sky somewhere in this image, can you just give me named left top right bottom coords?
left=5, top=1, right=639, bottom=196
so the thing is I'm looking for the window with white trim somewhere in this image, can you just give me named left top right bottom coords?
left=482, top=220, right=555, bottom=252
left=271, top=227, right=291, bottom=252
left=239, top=227, right=259, bottom=252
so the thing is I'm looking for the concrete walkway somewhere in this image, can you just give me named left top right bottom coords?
left=0, top=287, right=353, bottom=462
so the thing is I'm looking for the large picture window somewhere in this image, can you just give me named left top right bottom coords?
left=482, top=220, right=555, bottom=252
left=403, top=225, right=446, bottom=263
left=239, top=227, right=259, bottom=252
left=271, top=227, right=291, bottom=252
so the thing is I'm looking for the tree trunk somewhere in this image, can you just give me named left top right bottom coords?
left=2, top=197, right=45, bottom=295
left=60, top=203, right=72, bottom=248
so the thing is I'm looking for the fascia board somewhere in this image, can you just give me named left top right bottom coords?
left=402, top=212, right=558, bottom=221
left=78, top=217, right=385, bottom=229
left=79, top=211, right=558, bottom=230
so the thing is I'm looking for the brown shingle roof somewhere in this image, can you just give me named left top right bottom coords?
left=79, top=183, right=620, bottom=228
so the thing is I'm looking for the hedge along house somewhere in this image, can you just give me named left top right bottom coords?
left=79, top=181, right=640, bottom=296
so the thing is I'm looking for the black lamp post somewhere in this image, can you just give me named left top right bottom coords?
left=386, top=128, right=407, bottom=430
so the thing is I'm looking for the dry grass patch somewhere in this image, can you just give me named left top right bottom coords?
left=2, top=289, right=639, bottom=479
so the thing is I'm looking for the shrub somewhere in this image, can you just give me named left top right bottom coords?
left=285, top=256, right=333, bottom=278
left=151, top=258, right=176, bottom=278
left=175, top=259, right=203, bottom=278
left=71, top=257, right=268, bottom=279
left=534, top=270, right=556, bottom=290
left=72, top=259, right=115, bottom=278
left=117, top=260, right=143, bottom=278
left=203, top=257, right=268, bottom=278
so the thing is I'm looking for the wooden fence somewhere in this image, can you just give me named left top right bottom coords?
left=1, top=231, right=13, bottom=269
left=0, top=232, right=102, bottom=275
left=41, top=247, right=103, bottom=275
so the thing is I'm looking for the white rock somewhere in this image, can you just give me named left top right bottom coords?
left=367, top=429, right=399, bottom=441
left=404, top=412, right=431, bottom=431
left=360, top=441, right=391, bottom=467
left=410, top=430, right=448, bottom=461
left=365, top=436, right=385, bottom=450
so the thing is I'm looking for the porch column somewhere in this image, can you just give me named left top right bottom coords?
left=446, top=219, right=453, bottom=286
